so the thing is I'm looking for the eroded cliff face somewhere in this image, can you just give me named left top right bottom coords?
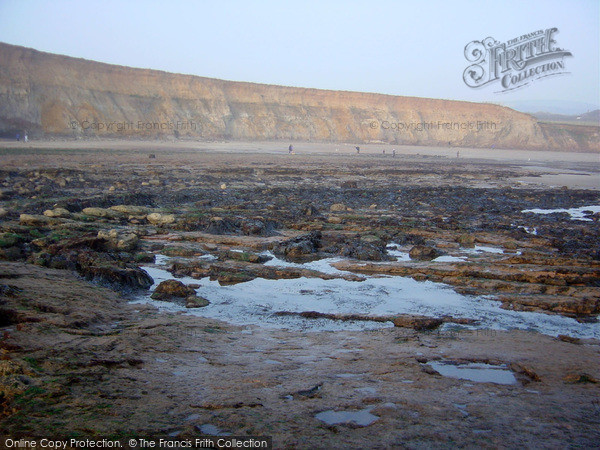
left=0, top=42, right=597, bottom=151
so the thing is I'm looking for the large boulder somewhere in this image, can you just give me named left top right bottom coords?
left=80, top=264, right=153, bottom=290
left=409, top=245, right=441, bottom=261
left=273, top=231, right=322, bottom=258
left=146, top=212, right=175, bottom=226
left=151, top=279, right=196, bottom=300
left=97, top=229, right=139, bottom=252
left=185, top=295, right=210, bottom=308
left=43, top=207, right=70, bottom=218
left=338, top=241, right=388, bottom=261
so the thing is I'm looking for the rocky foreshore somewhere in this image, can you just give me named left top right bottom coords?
left=0, top=146, right=599, bottom=445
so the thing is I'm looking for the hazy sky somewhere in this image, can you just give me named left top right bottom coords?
left=0, top=0, right=598, bottom=112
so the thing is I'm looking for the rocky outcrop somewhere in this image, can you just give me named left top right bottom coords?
left=38, top=236, right=153, bottom=290
left=0, top=42, right=597, bottom=151
left=169, top=258, right=365, bottom=284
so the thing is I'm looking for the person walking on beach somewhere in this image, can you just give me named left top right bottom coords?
left=24, top=133, right=28, bottom=143
left=288, top=144, right=293, bottom=154
left=356, top=146, right=360, bottom=154
left=392, top=149, right=396, bottom=157
left=16, top=133, right=20, bottom=141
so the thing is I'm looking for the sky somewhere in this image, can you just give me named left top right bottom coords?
left=0, top=0, right=598, bottom=114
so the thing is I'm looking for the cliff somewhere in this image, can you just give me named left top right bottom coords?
left=0, top=42, right=597, bottom=151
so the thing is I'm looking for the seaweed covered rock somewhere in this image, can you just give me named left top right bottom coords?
left=273, top=231, right=322, bottom=258
left=205, top=217, right=239, bottom=235
left=240, top=218, right=279, bottom=236
left=185, top=295, right=210, bottom=308
left=409, top=245, right=441, bottom=261
left=81, top=265, right=154, bottom=290
left=151, top=279, right=196, bottom=300
left=338, top=240, right=389, bottom=261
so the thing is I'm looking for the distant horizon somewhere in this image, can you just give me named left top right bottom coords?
left=0, top=0, right=597, bottom=115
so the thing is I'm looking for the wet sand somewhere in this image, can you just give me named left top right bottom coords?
left=2, top=138, right=598, bottom=187
left=1, top=138, right=599, bottom=161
